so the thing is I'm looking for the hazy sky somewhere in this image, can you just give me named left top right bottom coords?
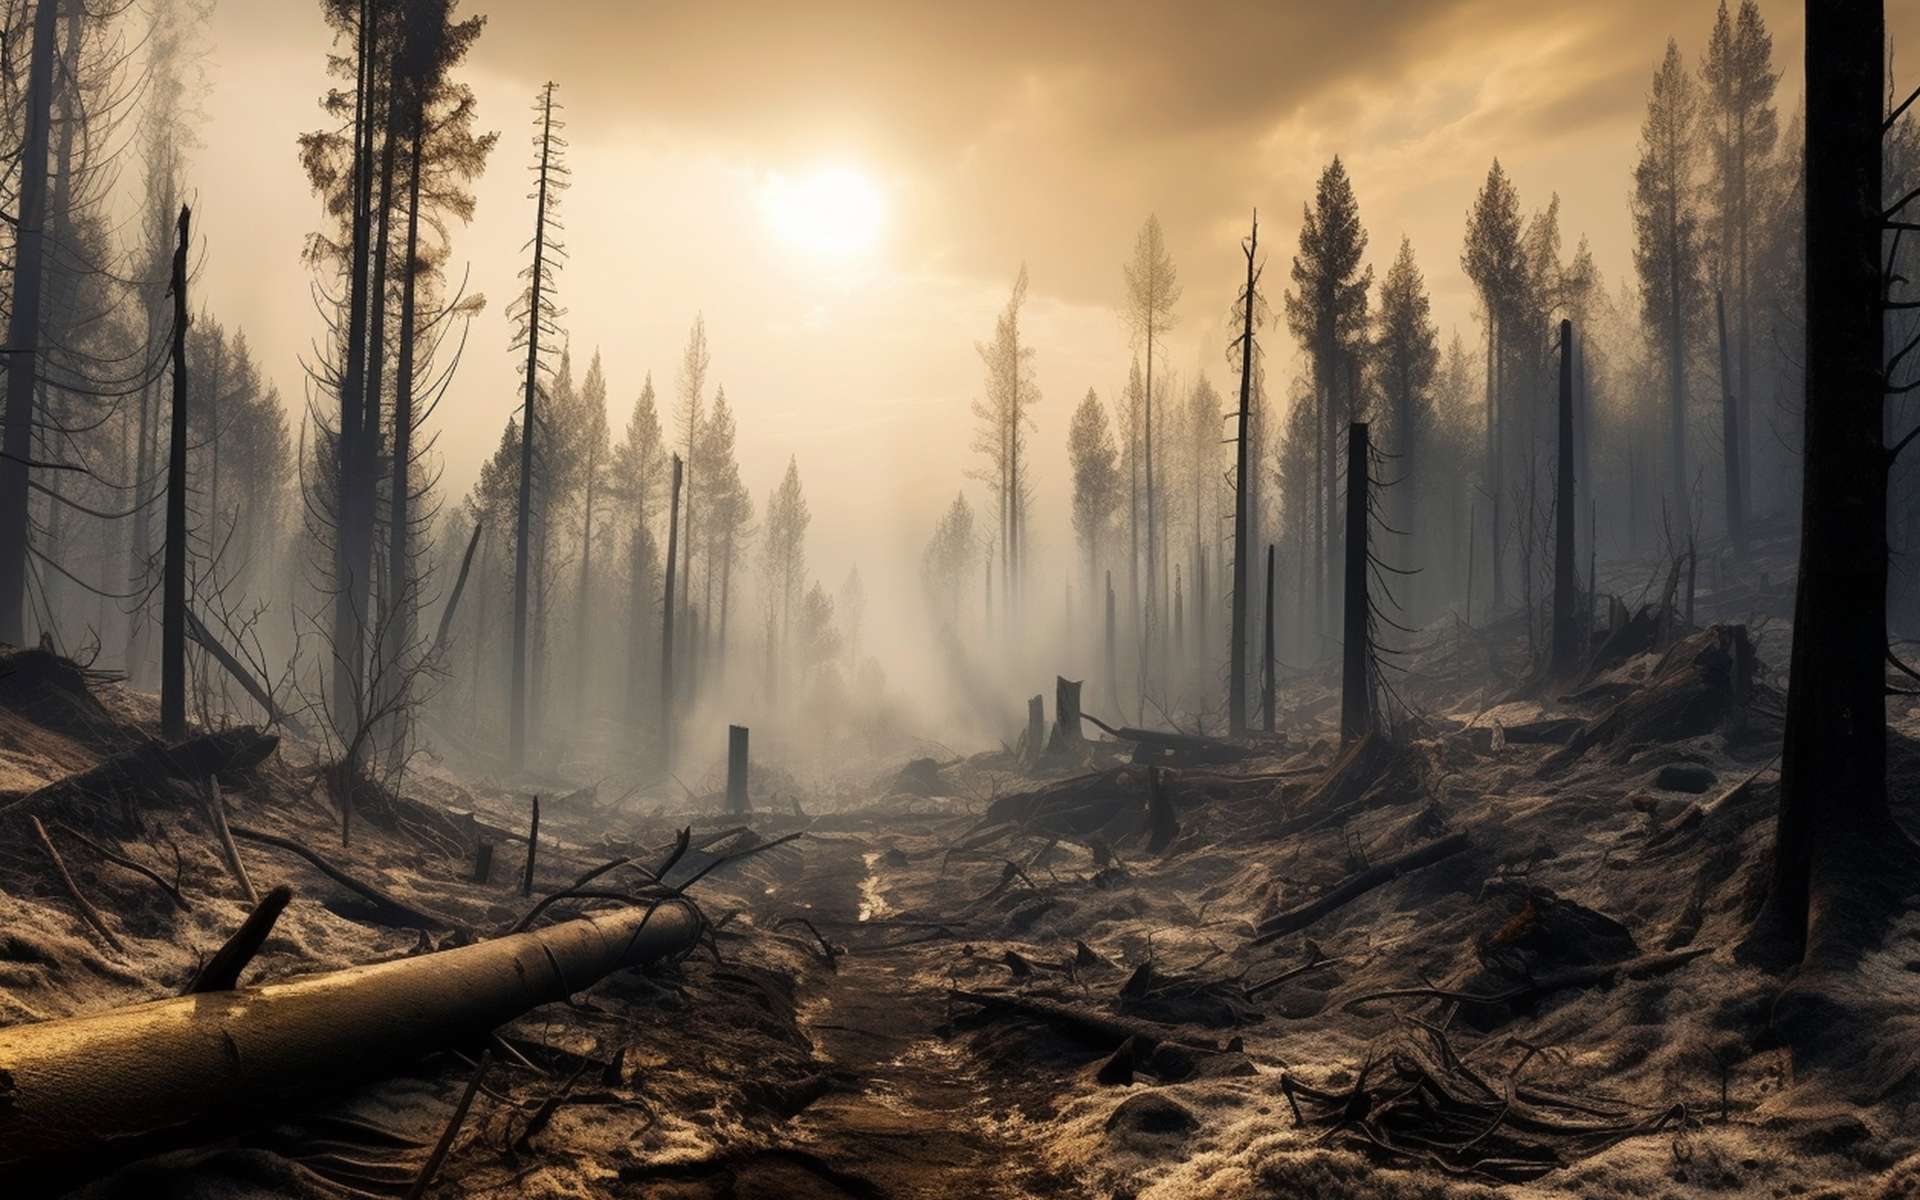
left=188, top=0, right=1915, bottom=599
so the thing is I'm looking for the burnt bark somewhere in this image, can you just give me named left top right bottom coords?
left=160, top=207, right=190, bottom=740
left=1550, top=320, right=1580, bottom=677
left=1340, top=423, right=1372, bottom=744
left=659, top=454, right=682, bottom=768
left=510, top=84, right=559, bottom=769
left=1717, top=290, right=1748, bottom=559
left=1765, top=0, right=1907, bottom=964
left=0, top=0, right=59, bottom=645
left=1230, top=211, right=1257, bottom=735
left=1263, top=543, right=1276, bottom=733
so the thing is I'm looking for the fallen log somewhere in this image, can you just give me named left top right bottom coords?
left=0, top=898, right=703, bottom=1188
left=1251, top=832, right=1472, bottom=946
left=1079, top=712, right=1255, bottom=765
left=0, top=728, right=279, bottom=819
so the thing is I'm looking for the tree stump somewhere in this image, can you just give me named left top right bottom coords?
left=1026, top=695, right=1045, bottom=765
left=1048, top=677, right=1083, bottom=755
left=727, top=725, right=750, bottom=814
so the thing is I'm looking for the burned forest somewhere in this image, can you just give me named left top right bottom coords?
left=4, top=1, right=1920, bottom=1196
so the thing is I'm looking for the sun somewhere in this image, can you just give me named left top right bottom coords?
left=759, top=165, right=886, bottom=259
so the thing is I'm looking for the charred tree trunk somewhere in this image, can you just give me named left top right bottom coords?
left=626, top=523, right=654, bottom=726
left=0, top=0, right=59, bottom=645
left=160, top=208, right=191, bottom=741
left=1717, top=290, right=1748, bottom=560
left=1482, top=322, right=1497, bottom=614
left=727, top=725, right=749, bottom=814
left=521, top=795, right=539, bottom=897
left=1340, top=423, right=1372, bottom=744
left=1550, top=319, right=1580, bottom=677
left=1026, top=694, right=1045, bottom=765
left=574, top=451, right=597, bottom=720
left=380, top=85, right=429, bottom=768
left=1050, top=675, right=1083, bottom=753
left=1765, top=0, right=1906, bottom=964
left=331, top=0, right=380, bottom=754
left=1229, top=211, right=1257, bottom=735
left=1105, top=570, right=1119, bottom=716
left=430, top=522, right=483, bottom=664
left=1263, top=543, right=1276, bottom=734
left=659, top=455, right=682, bottom=769
left=510, top=85, right=558, bottom=770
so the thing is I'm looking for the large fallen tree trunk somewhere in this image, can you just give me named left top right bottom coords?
left=0, top=727, right=278, bottom=818
left=0, top=898, right=703, bottom=1188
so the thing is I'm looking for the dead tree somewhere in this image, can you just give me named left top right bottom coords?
left=1263, top=543, right=1276, bottom=733
left=328, top=0, right=384, bottom=763
left=1340, top=423, right=1372, bottom=743
left=1229, top=209, right=1259, bottom=735
left=509, top=82, right=565, bottom=770
left=1764, top=0, right=1916, bottom=964
left=0, top=0, right=57, bottom=646
left=1716, top=290, right=1747, bottom=560
left=161, top=207, right=191, bottom=740
left=658, top=454, right=682, bottom=768
left=429, top=520, right=483, bottom=662
left=1105, top=570, right=1118, bottom=715
left=1549, top=319, right=1580, bottom=678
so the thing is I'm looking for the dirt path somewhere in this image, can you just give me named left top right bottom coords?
left=760, top=835, right=1061, bottom=1199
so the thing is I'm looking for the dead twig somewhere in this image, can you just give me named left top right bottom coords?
left=29, top=815, right=125, bottom=952
left=773, top=916, right=840, bottom=967
left=203, top=777, right=258, bottom=905
left=228, top=824, right=463, bottom=932
left=1251, top=833, right=1471, bottom=946
left=1245, top=953, right=1345, bottom=997
left=52, top=820, right=191, bottom=911
left=406, top=1051, right=491, bottom=1199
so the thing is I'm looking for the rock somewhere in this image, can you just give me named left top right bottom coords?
left=1104, top=1092, right=1198, bottom=1137
left=1654, top=763, right=1718, bottom=793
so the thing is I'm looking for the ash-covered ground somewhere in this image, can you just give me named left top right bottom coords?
left=2, top=526, right=1917, bottom=1199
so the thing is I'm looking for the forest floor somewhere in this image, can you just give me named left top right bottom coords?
left=3, top=523, right=1920, bottom=1198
